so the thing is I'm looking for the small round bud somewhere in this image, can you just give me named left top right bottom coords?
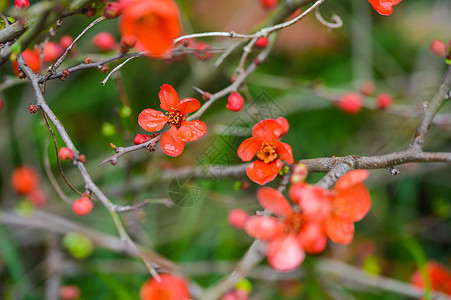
left=92, top=32, right=117, bottom=52
left=83, top=57, right=92, bottom=64
left=337, top=92, right=363, bottom=114
left=291, top=163, right=308, bottom=184
left=376, top=92, right=393, bottom=110
left=28, top=103, right=38, bottom=114
left=72, top=197, right=93, bottom=216
left=227, top=92, right=244, bottom=112
left=430, top=40, right=448, bottom=58
left=100, top=64, right=110, bottom=74
left=60, top=35, right=74, bottom=49
left=228, top=209, right=249, bottom=229
left=255, top=37, right=269, bottom=49
left=259, top=0, right=277, bottom=10
left=58, top=147, right=74, bottom=160
left=103, top=2, right=122, bottom=19
left=42, top=42, right=64, bottom=62
left=133, top=134, right=152, bottom=145
left=28, top=189, right=48, bottom=208
left=14, top=0, right=30, bottom=9
left=11, top=166, right=40, bottom=195
left=59, top=285, right=81, bottom=300
left=359, top=80, right=375, bottom=96
left=194, top=42, right=211, bottom=61
left=78, top=154, right=87, bottom=163
left=120, top=34, right=137, bottom=53
left=202, top=92, right=211, bottom=101
left=0, top=99, right=3, bottom=112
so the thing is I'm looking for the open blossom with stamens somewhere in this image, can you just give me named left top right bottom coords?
left=237, top=119, right=293, bottom=185
left=244, top=188, right=326, bottom=271
left=138, top=84, right=207, bottom=157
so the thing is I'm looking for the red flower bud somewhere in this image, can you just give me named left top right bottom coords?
left=42, top=42, right=64, bottom=62
left=12, top=49, right=41, bottom=76
left=11, top=166, right=40, bottom=195
left=78, top=154, right=87, bottom=163
left=84, top=57, right=92, bottom=64
left=58, top=147, right=74, bottom=160
left=0, top=99, right=3, bottom=112
left=92, top=32, right=117, bottom=52
left=376, top=93, right=393, bottom=110
left=103, top=2, right=122, bottom=19
left=259, top=0, right=277, bottom=10
left=60, top=35, right=74, bottom=49
left=359, top=80, right=375, bottom=96
left=72, top=197, right=93, bottom=216
left=194, top=42, right=211, bottom=61
left=228, top=209, right=249, bottom=229
left=202, top=92, right=211, bottom=101
left=28, top=189, right=48, bottom=208
left=59, top=285, right=81, bottom=300
left=133, top=134, right=152, bottom=145
left=291, top=163, right=308, bottom=184
left=14, top=0, right=30, bottom=9
left=28, top=103, right=38, bottom=114
left=337, top=92, right=362, bottom=114
left=227, top=92, right=244, bottom=112
left=255, top=37, right=269, bottom=49
left=120, top=34, right=137, bottom=52
left=430, top=40, right=449, bottom=58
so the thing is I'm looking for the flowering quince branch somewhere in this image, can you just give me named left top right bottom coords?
left=17, top=55, right=164, bottom=280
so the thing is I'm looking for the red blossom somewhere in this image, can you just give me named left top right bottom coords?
left=120, top=0, right=181, bottom=56
left=243, top=188, right=326, bottom=271
left=237, top=119, right=293, bottom=185
left=14, top=0, right=29, bottom=9
left=60, top=35, right=74, bottom=49
left=11, top=166, right=40, bottom=195
left=376, top=93, right=393, bottom=110
left=324, top=170, right=371, bottom=244
left=138, top=84, right=207, bottom=157
left=92, top=32, right=117, bottom=52
left=410, top=261, right=451, bottom=295
left=368, top=0, right=403, bottom=16
left=140, top=274, right=190, bottom=300
left=228, top=209, right=249, bottom=229
left=12, top=49, right=41, bottom=76
left=227, top=92, right=244, bottom=112
left=338, top=92, right=363, bottom=114
left=41, top=42, right=64, bottom=62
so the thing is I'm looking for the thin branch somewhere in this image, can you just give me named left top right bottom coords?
left=314, top=8, right=343, bottom=29
left=173, top=31, right=254, bottom=45
left=101, top=56, right=138, bottom=86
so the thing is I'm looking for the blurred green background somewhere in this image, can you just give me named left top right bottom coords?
left=0, top=0, right=450, bottom=299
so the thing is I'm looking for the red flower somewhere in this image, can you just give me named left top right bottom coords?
left=12, top=49, right=41, bottom=75
left=11, top=166, right=40, bottom=195
left=244, top=188, right=326, bottom=272
left=237, top=119, right=293, bottom=185
left=324, top=170, right=371, bottom=244
left=410, top=261, right=451, bottom=295
left=140, top=274, right=190, bottom=300
left=138, top=84, right=207, bottom=157
left=119, top=0, right=181, bottom=56
left=368, top=0, right=402, bottom=16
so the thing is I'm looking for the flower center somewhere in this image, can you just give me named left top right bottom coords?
left=283, top=213, right=304, bottom=235
left=166, top=109, right=184, bottom=127
left=256, top=142, right=278, bottom=164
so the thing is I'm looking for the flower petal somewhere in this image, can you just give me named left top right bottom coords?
left=138, top=109, right=168, bottom=132
left=237, top=137, right=262, bottom=162
left=334, top=169, right=369, bottom=191
left=140, top=273, right=190, bottom=300
left=160, top=126, right=185, bottom=157
left=177, top=120, right=207, bottom=142
left=176, top=98, right=201, bottom=115
left=159, top=84, right=180, bottom=111
left=334, top=183, right=371, bottom=222
left=257, top=187, right=292, bottom=217
left=267, top=234, right=305, bottom=272
left=298, top=222, right=327, bottom=254
left=325, top=216, right=355, bottom=245
left=275, top=117, right=289, bottom=136
left=368, top=0, right=402, bottom=16
left=289, top=184, right=331, bottom=222
left=246, top=159, right=283, bottom=186
left=252, top=119, right=283, bottom=141
left=274, top=141, right=294, bottom=163
left=244, top=216, right=283, bottom=240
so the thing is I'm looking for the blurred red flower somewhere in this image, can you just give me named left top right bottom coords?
left=11, top=166, right=40, bottom=195
left=238, top=119, right=293, bottom=185
left=244, top=188, right=327, bottom=271
left=12, top=49, right=41, bottom=75
left=120, top=0, right=181, bottom=56
left=138, top=84, right=207, bottom=157
left=324, top=170, right=371, bottom=244
left=410, top=261, right=451, bottom=296
left=368, top=0, right=402, bottom=15
left=140, top=274, right=190, bottom=300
